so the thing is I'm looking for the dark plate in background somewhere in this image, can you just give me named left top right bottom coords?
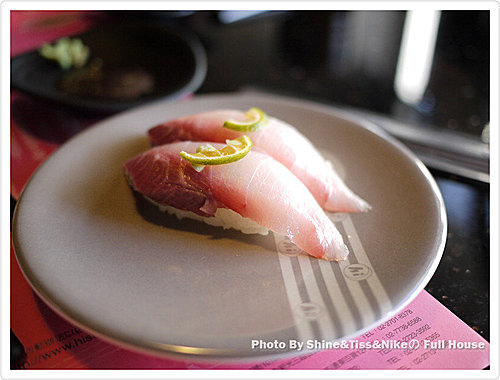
left=11, top=22, right=207, bottom=114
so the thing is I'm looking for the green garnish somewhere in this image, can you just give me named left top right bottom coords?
left=180, top=135, right=253, bottom=172
left=223, top=107, right=268, bottom=132
left=39, top=37, right=90, bottom=70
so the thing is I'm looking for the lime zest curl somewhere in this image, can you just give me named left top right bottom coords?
left=223, top=107, right=268, bottom=132
left=180, top=135, right=253, bottom=172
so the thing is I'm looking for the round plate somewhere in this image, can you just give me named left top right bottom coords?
left=11, top=22, right=207, bottom=114
left=13, top=93, right=447, bottom=361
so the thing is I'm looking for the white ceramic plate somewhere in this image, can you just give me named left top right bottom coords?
left=13, top=92, right=447, bottom=361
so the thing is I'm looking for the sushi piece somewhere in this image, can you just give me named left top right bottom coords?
left=148, top=109, right=370, bottom=213
left=124, top=141, right=349, bottom=261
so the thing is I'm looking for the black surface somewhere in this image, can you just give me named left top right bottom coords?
left=10, top=329, right=26, bottom=369
left=427, top=172, right=490, bottom=340
left=11, top=21, right=207, bottom=114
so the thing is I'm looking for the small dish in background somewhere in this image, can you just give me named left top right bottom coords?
left=11, top=22, right=207, bottom=114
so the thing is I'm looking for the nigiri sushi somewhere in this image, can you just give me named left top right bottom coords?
left=124, top=141, right=349, bottom=261
left=148, top=109, right=370, bottom=213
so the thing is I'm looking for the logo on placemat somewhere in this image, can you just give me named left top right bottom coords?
left=278, top=240, right=303, bottom=257
left=294, top=302, right=323, bottom=320
left=343, top=263, right=372, bottom=280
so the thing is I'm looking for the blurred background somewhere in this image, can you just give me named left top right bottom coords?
left=11, top=10, right=490, bottom=181
left=197, top=11, right=489, bottom=137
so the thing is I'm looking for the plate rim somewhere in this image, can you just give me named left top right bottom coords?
left=12, top=91, right=447, bottom=361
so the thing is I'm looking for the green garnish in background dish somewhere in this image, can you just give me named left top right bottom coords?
left=39, top=37, right=90, bottom=70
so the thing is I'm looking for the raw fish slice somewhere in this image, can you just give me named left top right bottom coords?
left=124, top=141, right=349, bottom=261
left=148, top=110, right=370, bottom=213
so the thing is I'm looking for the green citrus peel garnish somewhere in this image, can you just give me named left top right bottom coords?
left=223, top=107, right=268, bottom=132
left=180, top=135, right=253, bottom=172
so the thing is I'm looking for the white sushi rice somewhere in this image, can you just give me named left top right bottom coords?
left=146, top=196, right=270, bottom=236
left=126, top=173, right=269, bottom=235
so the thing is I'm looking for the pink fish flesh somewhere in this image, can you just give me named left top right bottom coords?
left=148, top=109, right=370, bottom=213
left=124, top=141, right=349, bottom=261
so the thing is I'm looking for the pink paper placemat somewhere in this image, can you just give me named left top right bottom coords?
left=11, top=11, right=106, bottom=57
